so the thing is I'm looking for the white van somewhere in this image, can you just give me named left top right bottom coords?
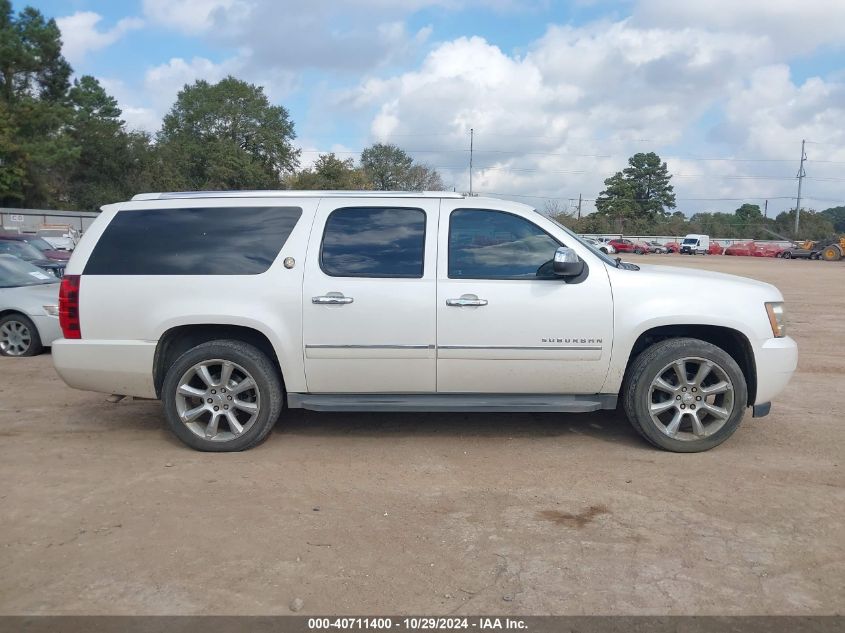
left=680, top=234, right=710, bottom=255
left=52, top=191, right=796, bottom=453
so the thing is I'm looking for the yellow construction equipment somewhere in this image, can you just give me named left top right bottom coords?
left=820, top=237, right=845, bottom=262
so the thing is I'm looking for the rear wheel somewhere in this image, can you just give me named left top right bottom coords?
left=162, top=340, right=283, bottom=451
left=0, top=313, right=42, bottom=357
left=623, top=338, right=747, bottom=452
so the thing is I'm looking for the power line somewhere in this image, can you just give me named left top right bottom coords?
left=414, top=164, right=830, bottom=182
left=475, top=191, right=800, bottom=202
left=296, top=147, right=836, bottom=163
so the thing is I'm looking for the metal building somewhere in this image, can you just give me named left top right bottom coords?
left=0, top=207, right=99, bottom=234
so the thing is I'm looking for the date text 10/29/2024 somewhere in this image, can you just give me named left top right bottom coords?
left=308, top=617, right=528, bottom=630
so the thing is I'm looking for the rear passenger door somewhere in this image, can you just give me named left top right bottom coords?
left=302, top=199, right=439, bottom=393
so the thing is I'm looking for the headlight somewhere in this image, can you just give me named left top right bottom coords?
left=43, top=304, right=59, bottom=317
left=765, top=302, right=786, bottom=338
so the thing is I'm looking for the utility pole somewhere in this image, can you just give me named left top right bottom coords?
left=469, top=128, right=474, bottom=196
left=764, top=199, right=768, bottom=219
left=794, top=139, right=806, bottom=237
left=577, top=193, right=582, bottom=220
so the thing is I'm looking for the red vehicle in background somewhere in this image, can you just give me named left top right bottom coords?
left=753, top=243, right=786, bottom=257
left=663, top=241, right=681, bottom=253
left=608, top=238, right=649, bottom=254
left=724, top=241, right=785, bottom=257
left=724, top=241, right=755, bottom=256
left=708, top=242, right=725, bottom=255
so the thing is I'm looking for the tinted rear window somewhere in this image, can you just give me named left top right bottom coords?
left=85, top=207, right=301, bottom=275
left=320, top=207, right=426, bottom=278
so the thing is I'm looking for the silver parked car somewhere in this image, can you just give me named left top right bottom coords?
left=0, top=255, right=62, bottom=356
left=583, top=236, right=616, bottom=254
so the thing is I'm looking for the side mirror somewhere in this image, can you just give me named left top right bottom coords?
left=553, top=247, right=585, bottom=278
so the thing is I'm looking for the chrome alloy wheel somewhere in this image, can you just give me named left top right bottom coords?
left=647, top=356, right=735, bottom=441
left=174, top=359, right=261, bottom=442
left=0, top=320, right=32, bottom=356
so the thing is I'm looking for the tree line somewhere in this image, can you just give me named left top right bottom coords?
left=548, top=152, right=840, bottom=240
left=0, top=1, right=841, bottom=241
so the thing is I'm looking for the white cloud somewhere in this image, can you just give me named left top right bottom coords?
left=142, top=0, right=439, bottom=72
left=142, top=0, right=248, bottom=34
left=719, top=66, right=845, bottom=153
left=145, top=56, right=235, bottom=96
left=347, top=18, right=845, bottom=214
left=56, top=12, right=144, bottom=66
left=635, top=0, right=845, bottom=54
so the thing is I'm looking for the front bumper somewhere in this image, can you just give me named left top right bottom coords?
left=753, top=336, right=798, bottom=405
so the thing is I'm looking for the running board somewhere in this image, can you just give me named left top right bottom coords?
left=287, top=393, right=617, bottom=413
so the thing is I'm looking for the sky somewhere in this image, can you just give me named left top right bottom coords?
left=19, top=0, right=845, bottom=216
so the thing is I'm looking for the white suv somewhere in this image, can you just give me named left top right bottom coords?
left=52, top=191, right=797, bottom=452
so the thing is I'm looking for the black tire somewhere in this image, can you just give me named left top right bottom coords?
left=161, top=340, right=284, bottom=452
left=782, top=251, right=792, bottom=259
left=622, top=338, right=748, bottom=453
left=0, top=313, right=43, bottom=357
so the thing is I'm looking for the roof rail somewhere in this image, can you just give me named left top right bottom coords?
left=132, top=190, right=466, bottom=201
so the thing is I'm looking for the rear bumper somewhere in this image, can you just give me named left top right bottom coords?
left=52, top=339, right=157, bottom=398
left=753, top=336, right=798, bottom=405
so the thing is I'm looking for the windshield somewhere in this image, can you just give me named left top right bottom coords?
left=26, top=236, right=57, bottom=251
left=682, top=238, right=698, bottom=244
left=0, top=255, right=58, bottom=288
left=541, top=213, right=619, bottom=267
left=0, top=240, right=43, bottom=260
left=38, top=230, right=67, bottom=237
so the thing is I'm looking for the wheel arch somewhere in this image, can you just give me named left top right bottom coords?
left=153, top=324, right=285, bottom=398
left=0, top=308, right=31, bottom=319
left=621, top=324, right=757, bottom=406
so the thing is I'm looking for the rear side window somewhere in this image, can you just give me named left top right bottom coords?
left=84, top=207, right=302, bottom=275
left=320, top=207, right=426, bottom=278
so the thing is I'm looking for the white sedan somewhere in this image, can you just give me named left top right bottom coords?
left=583, top=237, right=616, bottom=254
left=0, top=255, right=62, bottom=356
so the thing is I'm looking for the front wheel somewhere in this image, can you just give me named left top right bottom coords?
left=161, top=340, right=284, bottom=451
left=622, top=338, right=748, bottom=452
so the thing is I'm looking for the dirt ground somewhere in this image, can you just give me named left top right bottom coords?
left=0, top=255, right=843, bottom=615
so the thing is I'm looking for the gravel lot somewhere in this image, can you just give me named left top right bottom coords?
left=1, top=255, right=842, bottom=615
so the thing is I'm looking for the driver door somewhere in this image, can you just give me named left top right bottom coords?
left=435, top=204, right=613, bottom=394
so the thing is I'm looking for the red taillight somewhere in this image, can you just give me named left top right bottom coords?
left=59, top=275, right=81, bottom=339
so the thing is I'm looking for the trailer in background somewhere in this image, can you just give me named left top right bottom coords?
left=1, top=208, right=98, bottom=235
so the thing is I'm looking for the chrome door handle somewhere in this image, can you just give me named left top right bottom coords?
left=446, top=295, right=488, bottom=307
left=312, top=293, right=354, bottom=305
